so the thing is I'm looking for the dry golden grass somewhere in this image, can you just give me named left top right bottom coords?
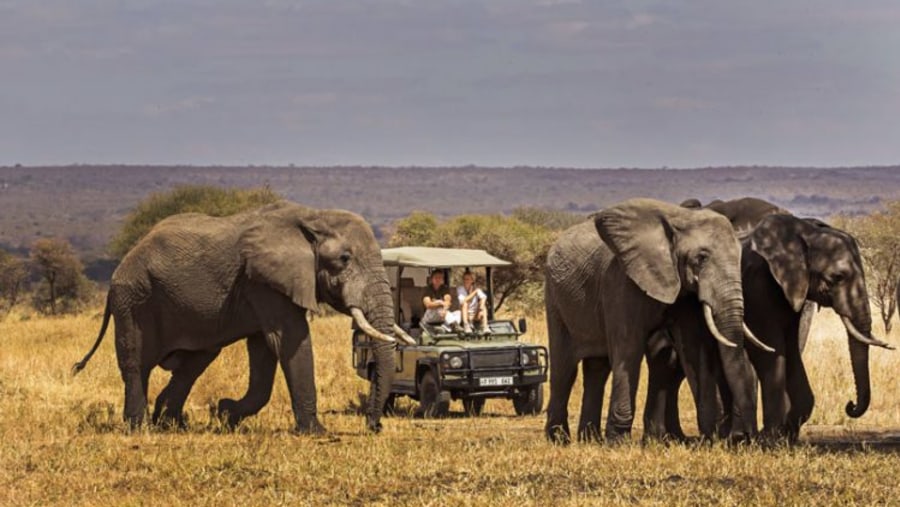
left=2, top=307, right=900, bottom=506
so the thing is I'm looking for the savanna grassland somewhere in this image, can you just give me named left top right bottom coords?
left=2, top=307, right=900, bottom=506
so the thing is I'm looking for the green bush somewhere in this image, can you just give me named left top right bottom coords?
left=110, top=185, right=281, bottom=258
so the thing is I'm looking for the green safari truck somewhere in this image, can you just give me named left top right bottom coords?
left=352, top=247, right=547, bottom=417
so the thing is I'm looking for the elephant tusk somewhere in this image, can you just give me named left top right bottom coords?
left=841, top=316, right=895, bottom=350
left=743, top=323, right=775, bottom=352
left=350, top=307, right=396, bottom=344
left=392, top=324, right=417, bottom=346
left=703, top=303, right=738, bottom=348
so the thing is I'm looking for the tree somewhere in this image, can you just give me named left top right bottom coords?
left=833, top=201, right=900, bottom=333
left=110, top=185, right=281, bottom=258
left=0, top=251, right=28, bottom=318
left=389, top=213, right=555, bottom=312
left=30, top=238, right=94, bottom=315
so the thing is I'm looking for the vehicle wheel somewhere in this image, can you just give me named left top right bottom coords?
left=417, top=370, right=450, bottom=418
left=463, top=397, right=485, bottom=416
left=513, top=384, right=544, bottom=416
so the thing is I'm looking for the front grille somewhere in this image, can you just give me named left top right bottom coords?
left=469, top=350, right=518, bottom=369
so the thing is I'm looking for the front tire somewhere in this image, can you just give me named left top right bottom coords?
left=514, top=384, right=544, bottom=416
left=416, top=370, right=450, bottom=418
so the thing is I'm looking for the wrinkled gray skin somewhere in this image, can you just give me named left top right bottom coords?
left=73, top=201, right=398, bottom=434
left=645, top=197, right=790, bottom=440
left=648, top=198, right=880, bottom=442
left=544, top=198, right=757, bottom=443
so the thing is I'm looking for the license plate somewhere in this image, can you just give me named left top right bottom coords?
left=479, top=376, right=514, bottom=387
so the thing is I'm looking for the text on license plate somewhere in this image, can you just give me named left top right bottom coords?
left=479, top=376, right=514, bottom=387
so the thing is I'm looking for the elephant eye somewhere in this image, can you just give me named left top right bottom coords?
left=829, top=272, right=845, bottom=285
left=340, top=251, right=352, bottom=264
left=694, top=250, right=710, bottom=268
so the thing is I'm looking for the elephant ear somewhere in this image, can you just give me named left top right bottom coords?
left=749, top=214, right=809, bottom=312
left=240, top=209, right=322, bottom=313
left=594, top=199, right=680, bottom=304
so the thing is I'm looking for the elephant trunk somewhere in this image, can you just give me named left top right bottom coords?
left=844, top=316, right=873, bottom=418
left=707, top=282, right=758, bottom=438
left=356, top=278, right=399, bottom=433
left=705, top=283, right=745, bottom=348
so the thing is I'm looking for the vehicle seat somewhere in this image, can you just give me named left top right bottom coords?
left=399, top=278, right=426, bottom=328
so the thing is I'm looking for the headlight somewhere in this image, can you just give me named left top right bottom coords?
left=521, top=352, right=531, bottom=366
left=449, top=356, right=464, bottom=369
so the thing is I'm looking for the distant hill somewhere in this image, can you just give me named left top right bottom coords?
left=1, top=165, right=898, bottom=278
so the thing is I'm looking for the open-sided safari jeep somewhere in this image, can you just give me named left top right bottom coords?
left=352, top=247, right=547, bottom=417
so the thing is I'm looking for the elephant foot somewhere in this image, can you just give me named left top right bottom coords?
left=123, top=411, right=146, bottom=432
left=604, top=426, right=632, bottom=445
left=151, top=409, right=188, bottom=431
left=642, top=430, right=687, bottom=445
left=216, top=398, right=245, bottom=429
left=295, top=416, right=327, bottom=436
left=577, top=423, right=602, bottom=443
left=545, top=422, right=571, bottom=445
left=366, top=416, right=383, bottom=434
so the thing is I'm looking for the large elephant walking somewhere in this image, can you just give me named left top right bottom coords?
left=647, top=198, right=893, bottom=441
left=73, top=201, right=414, bottom=433
left=543, top=198, right=759, bottom=443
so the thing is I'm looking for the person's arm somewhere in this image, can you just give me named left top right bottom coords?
left=423, top=295, right=443, bottom=309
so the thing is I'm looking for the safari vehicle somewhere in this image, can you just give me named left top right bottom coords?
left=352, top=247, right=547, bottom=417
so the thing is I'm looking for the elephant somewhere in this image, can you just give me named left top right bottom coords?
left=73, top=200, right=415, bottom=434
left=646, top=198, right=894, bottom=442
left=543, top=198, right=760, bottom=444
left=644, top=197, right=790, bottom=440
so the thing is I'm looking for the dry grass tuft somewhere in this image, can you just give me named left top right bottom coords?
left=1, top=307, right=899, bottom=505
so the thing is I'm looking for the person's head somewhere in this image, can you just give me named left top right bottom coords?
left=462, top=271, right=475, bottom=289
left=430, top=270, right=444, bottom=289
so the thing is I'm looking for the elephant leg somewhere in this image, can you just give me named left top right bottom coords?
left=152, top=349, right=220, bottom=429
left=756, top=353, right=788, bottom=439
left=714, top=367, right=734, bottom=440
left=605, top=345, right=642, bottom=442
left=785, top=342, right=814, bottom=443
left=578, top=356, right=610, bottom=442
left=278, top=319, right=326, bottom=435
left=115, top=314, right=149, bottom=430
left=644, top=344, right=684, bottom=442
left=217, top=333, right=278, bottom=429
left=545, top=311, right=577, bottom=444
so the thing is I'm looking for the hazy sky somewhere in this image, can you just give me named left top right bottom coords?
left=2, top=1, right=898, bottom=168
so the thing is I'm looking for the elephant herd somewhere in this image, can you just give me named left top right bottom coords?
left=544, top=197, right=894, bottom=444
left=72, top=196, right=892, bottom=446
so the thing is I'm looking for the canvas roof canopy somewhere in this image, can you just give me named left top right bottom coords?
left=381, top=247, right=511, bottom=268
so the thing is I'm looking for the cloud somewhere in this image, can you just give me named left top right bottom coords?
left=142, top=97, right=216, bottom=117
left=626, top=12, right=656, bottom=30
left=653, top=96, right=714, bottom=112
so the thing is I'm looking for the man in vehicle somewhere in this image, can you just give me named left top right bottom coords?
left=422, top=270, right=461, bottom=329
left=458, top=270, right=490, bottom=333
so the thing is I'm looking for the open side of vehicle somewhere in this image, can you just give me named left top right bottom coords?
left=352, top=247, right=548, bottom=417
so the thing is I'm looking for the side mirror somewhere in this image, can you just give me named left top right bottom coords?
left=517, top=318, right=527, bottom=334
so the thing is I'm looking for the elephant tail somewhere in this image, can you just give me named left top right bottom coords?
left=72, top=293, right=112, bottom=376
